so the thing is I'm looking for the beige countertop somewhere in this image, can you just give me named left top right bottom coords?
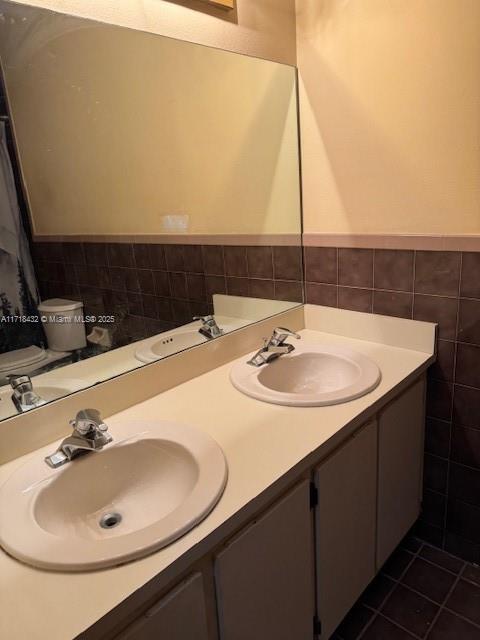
left=0, top=309, right=435, bottom=640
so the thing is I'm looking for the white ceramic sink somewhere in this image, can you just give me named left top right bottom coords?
left=0, top=421, right=227, bottom=571
left=230, top=344, right=381, bottom=406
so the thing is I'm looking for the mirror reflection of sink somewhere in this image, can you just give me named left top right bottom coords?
left=230, top=344, right=381, bottom=407
left=0, top=378, right=85, bottom=418
left=0, top=421, right=227, bottom=571
left=136, top=330, right=207, bottom=363
left=135, top=317, right=250, bottom=364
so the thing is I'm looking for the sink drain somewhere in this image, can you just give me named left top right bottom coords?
left=99, top=512, right=122, bottom=529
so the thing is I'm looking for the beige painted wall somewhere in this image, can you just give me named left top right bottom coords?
left=0, top=4, right=300, bottom=236
left=296, top=0, right=480, bottom=235
left=8, top=0, right=297, bottom=66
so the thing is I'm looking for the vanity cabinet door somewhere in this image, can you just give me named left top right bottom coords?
left=377, top=377, right=426, bottom=568
left=116, top=572, right=210, bottom=640
left=315, top=421, right=377, bottom=640
left=214, top=481, right=314, bottom=640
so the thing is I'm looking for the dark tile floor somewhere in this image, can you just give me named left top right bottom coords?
left=333, top=537, right=480, bottom=639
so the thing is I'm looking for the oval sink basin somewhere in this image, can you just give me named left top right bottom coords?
left=230, top=344, right=381, bottom=406
left=135, top=330, right=207, bottom=363
left=0, top=421, right=227, bottom=571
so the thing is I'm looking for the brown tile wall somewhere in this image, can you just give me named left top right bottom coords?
left=305, top=247, right=480, bottom=564
left=32, top=241, right=303, bottom=348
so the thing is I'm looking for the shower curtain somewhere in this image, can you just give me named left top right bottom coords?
left=0, top=120, right=41, bottom=352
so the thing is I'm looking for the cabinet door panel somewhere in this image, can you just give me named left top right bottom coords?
left=377, top=378, right=425, bottom=567
left=316, top=421, right=377, bottom=639
left=214, top=481, right=314, bottom=640
left=117, top=572, right=210, bottom=640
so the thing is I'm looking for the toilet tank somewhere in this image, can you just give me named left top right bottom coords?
left=37, top=298, right=87, bottom=352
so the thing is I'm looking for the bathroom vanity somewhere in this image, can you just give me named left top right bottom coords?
left=106, top=378, right=425, bottom=640
left=0, top=305, right=436, bottom=640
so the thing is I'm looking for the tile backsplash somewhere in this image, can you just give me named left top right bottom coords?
left=305, top=246, right=480, bottom=564
left=32, top=241, right=303, bottom=348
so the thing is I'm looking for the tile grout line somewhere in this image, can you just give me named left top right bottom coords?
left=407, top=548, right=466, bottom=577
left=270, top=245, right=275, bottom=288
left=374, top=611, right=422, bottom=639
left=379, top=550, right=480, bottom=635
left=442, top=604, right=480, bottom=631
left=412, top=249, right=417, bottom=323
left=461, top=563, right=480, bottom=586
left=335, top=247, right=339, bottom=308
left=390, top=610, right=436, bottom=639
left=301, top=279, right=466, bottom=301
left=382, top=572, right=459, bottom=611
left=354, top=542, right=480, bottom=638
left=355, top=542, right=425, bottom=640
left=423, top=561, right=467, bottom=639
left=424, top=452, right=480, bottom=475
left=371, top=249, right=375, bottom=313
left=442, top=252, right=463, bottom=549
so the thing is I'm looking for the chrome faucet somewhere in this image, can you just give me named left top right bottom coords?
left=194, top=315, right=224, bottom=340
left=8, top=375, right=47, bottom=413
left=44, top=408, right=112, bottom=468
left=247, top=327, right=301, bottom=367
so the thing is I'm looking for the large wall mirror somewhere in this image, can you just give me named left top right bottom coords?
left=0, top=0, right=303, bottom=421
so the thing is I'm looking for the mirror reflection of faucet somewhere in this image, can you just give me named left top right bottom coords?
left=8, top=375, right=47, bottom=412
left=194, top=315, right=224, bottom=340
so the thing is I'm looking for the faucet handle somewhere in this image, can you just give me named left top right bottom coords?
left=270, top=327, right=301, bottom=346
left=7, top=375, right=33, bottom=391
left=193, top=315, right=214, bottom=325
left=70, top=408, right=108, bottom=435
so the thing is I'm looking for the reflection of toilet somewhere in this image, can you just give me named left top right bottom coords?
left=0, top=299, right=86, bottom=385
left=0, top=346, right=69, bottom=385
left=37, top=299, right=87, bottom=352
